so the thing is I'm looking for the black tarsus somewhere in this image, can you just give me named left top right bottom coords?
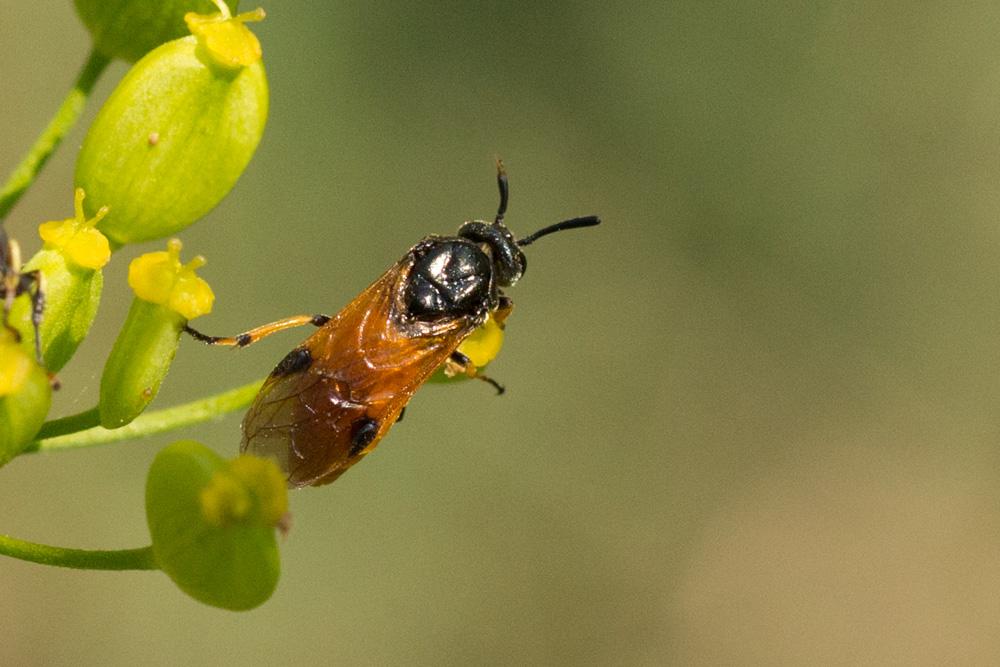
left=481, top=375, right=506, bottom=395
left=517, top=215, right=601, bottom=247
left=24, top=270, right=44, bottom=366
left=183, top=324, right=224, bottom=345
left=450, top=350, right=505, bottom=395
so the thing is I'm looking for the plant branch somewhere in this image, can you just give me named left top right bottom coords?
left=0, top=48, right=110, bottom=221
left=0, top=535, right=157, bottom=570
left=34, top=407, right=101, bottom=440
left=25, top=378, right=264, bottom=454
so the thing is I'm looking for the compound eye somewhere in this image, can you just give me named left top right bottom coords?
left=456, top=221, right=525, bottom=286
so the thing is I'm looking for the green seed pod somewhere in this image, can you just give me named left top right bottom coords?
left=146, top=440, right=287, bottom=610
left=0, top=331, right=52, bottom=466
left=99, top=240, right=214, bottom=428
left=75, top=4, right=268, bottom=246
left=74, top=0, right=240, bottom=63
left=8, top=189, right=111, bottom=373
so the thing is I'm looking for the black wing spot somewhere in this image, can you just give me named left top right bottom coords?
left=273, top=347, right=312, bottom=376
left=350, top=417, right=379, bottom=457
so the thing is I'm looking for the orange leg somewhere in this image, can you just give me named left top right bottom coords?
left=445, top=350, right=505, bottom=395
left=184, top=314, right=330, bottom=348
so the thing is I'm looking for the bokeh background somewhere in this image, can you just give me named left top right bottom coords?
left=3, top=2, right=1000, bottom=664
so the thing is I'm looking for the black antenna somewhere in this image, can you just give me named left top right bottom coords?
left=494, top=159, right=509, bottom=226
left=517, top=215, right=601, bottom=247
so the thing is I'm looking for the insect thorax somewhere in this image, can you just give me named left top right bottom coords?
left=403, top=238, right=494, bottom=322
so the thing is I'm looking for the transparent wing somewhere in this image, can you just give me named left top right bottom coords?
left=241, top=260, right=478, bottom=487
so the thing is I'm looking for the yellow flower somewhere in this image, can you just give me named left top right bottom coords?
left=37, top=188, right=110, bottom=270
left=185, top=1, right=266, bottom=70
left=128, top=239, right=214, bottom=320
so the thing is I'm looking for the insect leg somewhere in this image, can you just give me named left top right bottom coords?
left=184, top=313, right=330, bottom=348
left=2, top=233, right=21, bottom=341
left=20, top=270, right=45, bottom=367
left=1, top=285, right=17, bottom=343
left=447, top=350, right=505, bottom=395
left=0, top=234, right=57, bottom=386
left=493, top=294, right=514, bottom=329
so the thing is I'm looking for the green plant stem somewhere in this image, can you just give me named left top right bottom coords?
left=0, top=534, right=157, bottom=570
left=0, top=48, right=110, bottom=221
left=34, top=407, right=101, bottom=440
left=24, top=378, right=264, bottom=454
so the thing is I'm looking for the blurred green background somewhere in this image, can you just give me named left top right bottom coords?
left=4, top=1, right=1000, bottom=664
